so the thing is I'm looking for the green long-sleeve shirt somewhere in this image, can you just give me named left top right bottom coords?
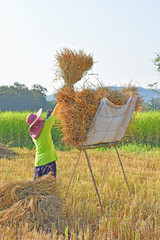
left=33, top=115, right=58, bottom=167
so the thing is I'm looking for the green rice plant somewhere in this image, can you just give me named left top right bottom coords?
left=0, top=110, right=160, bottom=149
left=0, top=111, right=32, bottom=148
left=125, top=111, right=160, bottom=146
left=0, top=111, right=65, bottom=150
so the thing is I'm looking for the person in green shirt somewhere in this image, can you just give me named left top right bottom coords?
left=26, top=107, right=59, bottom=180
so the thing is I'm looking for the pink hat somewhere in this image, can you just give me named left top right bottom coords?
left=26, top=108, right=43, bottom=129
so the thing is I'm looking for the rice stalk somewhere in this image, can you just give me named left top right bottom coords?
left=55, top=48, right=93, bottom=87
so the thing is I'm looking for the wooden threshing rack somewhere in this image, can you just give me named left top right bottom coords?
left=65, top=96, right=137, bottom=211
left=65, top=141, right=130, bottom=212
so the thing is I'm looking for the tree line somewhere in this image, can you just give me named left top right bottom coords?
left=0, top=82, right=56, bottom=111
left=144, top=96, right=160, bottom=111
left=1, top=80, right=160, bottom=112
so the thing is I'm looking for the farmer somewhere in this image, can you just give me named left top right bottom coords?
left=26, top=105, right=60, bottom=180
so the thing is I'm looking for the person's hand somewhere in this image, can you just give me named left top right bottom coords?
left=53, top=104, right=61, bottom=118
left=46, top=109, right=53, bottom=119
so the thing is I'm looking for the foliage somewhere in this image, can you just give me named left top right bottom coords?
left=124, top=111, right=160, bottom=146
left=147, top=53, right=160, bottom=95
left=0, top=111, right=67, bottom=150
left=0, top=82, right=55, bottom=111
left=144, top=96, right=160, bottom=111
left=153, top=53, right=160, bottom=72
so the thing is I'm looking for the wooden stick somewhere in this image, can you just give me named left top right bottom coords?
left=65, top=150, right=82, bottom=198
left=99, top=146, right=113, bottom=191
left=114, top=146, right=131, bottom=194
left=83, top=149, right=103, bottom=212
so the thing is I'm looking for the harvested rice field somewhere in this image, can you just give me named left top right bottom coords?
left=0, top=146, right=160, bottom=239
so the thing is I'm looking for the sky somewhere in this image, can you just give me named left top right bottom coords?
left=0, top=0, right=160, bottom=94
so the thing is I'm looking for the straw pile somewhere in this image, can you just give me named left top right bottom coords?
left=121, top=84, right=144, bottom=111
left=0, top=142, right=16, bottom=159
left=0, top=175, right=65, bottom=230
left=55, top=48, right=93, bottom=87
left=56, top=85, right=143, bottom=148
left=54, top=48, right=143, bottom=148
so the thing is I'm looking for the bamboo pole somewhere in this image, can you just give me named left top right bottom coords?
left=114, top=145, right=131, bottom=194
left=65, top=150, right=82, bottom=198
left=83, top=149, right=103, bottom=212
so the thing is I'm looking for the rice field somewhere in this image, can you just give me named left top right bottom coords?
left=127, top=111, right=160, bottom=146
left=0, top=110, right=160, bottom=239
left=0, top=111, right=64, bottom=150
left=0, top=146, right=160, bottom=239
left=0, top=111, right=160, bottom=149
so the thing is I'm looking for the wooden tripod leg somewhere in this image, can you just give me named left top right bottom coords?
left=83, top=149, right=103, bottom=212
left=65, top=150, right=82, bottom=198
left=114, top=146, right=131, bottom=194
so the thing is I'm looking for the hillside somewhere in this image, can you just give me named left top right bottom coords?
left=136, top=87, right=160, bottom=103
left=46, top=87, right=160, bottom=103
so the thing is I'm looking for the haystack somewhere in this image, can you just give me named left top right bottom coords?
left=54, top=48, right=143, bottom=148
left=0, top=142, right=16, bottom=159
left=0, top=175, right=65, bottom=230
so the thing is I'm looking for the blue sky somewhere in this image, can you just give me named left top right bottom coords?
left=0, top=0, right=160, bottom=94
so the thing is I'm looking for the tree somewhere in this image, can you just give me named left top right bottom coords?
left=148, top=53, right=160, bottom=95
left=153, top=53, right=160, bottom=72
left=13, top=82, right=28, bottom=90
left=0, top=82, right=54, bottom=111
left=31, top=84, right=47, bottom=96
left=144, top=95, right=160, bottom=111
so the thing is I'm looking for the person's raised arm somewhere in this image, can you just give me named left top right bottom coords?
left=52, top=104, right=61, bottom=118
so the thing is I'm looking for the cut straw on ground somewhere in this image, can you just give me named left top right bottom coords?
left=0, top=174, right=65, bottom=231
left=0, top=142, right=17, bottom=159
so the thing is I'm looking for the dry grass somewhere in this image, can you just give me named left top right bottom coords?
left=0, top=174, right=65, bottom=232
left=121, top=83, right=144, bottom=112
left=0, top=147, right=160, bottom=239
left=0, top=142, right=17, bottom=159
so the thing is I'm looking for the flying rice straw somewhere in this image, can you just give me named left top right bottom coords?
left=55, top=48, right=94, bottom=87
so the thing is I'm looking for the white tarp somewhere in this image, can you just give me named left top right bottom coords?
left=84, top=95, right=138, bottom=146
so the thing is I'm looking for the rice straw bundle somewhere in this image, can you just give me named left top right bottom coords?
left=56, top=85, right=142, bottom=148
left=54, top=48, right=143, bottom=147
left=55, top=48, right=93, bottom=87
left=96, top=87, right=127, bottom=106
left=121, top=84, right=144, bottom=112
left=56, top=88, right=99, bottom=148
left=0, top=175, right=65, bottom=230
